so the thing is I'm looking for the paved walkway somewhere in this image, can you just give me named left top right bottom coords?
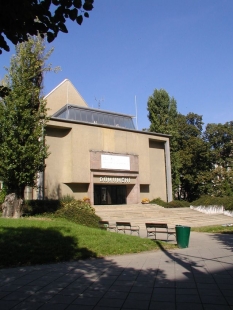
left=1, top=206, right=233, bottom=309
left=1, top=232, right=233, bottom=309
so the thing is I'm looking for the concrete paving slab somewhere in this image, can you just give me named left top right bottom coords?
left=94, top=204, right=233, bottom=239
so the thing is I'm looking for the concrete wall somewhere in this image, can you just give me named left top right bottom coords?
left=45, top=120, right=170, bottom=202
left=45, top=79, right=88, bottom=116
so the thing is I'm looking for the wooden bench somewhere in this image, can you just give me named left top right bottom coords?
left=145, top=223, right=176, bottom=241
left=116, top=222, right=140, bottom=236
left=99, top=221, right=116, bottom=232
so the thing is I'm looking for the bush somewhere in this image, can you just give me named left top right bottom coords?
left=60, top=194, right=75, bottom=203
left=168, top=200, right=189, bottom=208
left=55, top=199, right=101, bottom=228
left=23, top=200, right=61, bottom=215
left=0, top=187, right=7, bottom=205
left=191, top=196, right=233, bottom=211
left=150, top=197, right=169, bottom=207
left=150, top=197, right=189, bottom=208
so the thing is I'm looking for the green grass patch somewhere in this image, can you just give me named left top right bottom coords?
left=0, top=217, right=176, bottom=268
left=192, top=225, right=233, bottom=234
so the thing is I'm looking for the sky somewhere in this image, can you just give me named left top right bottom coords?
left=0, top=0, right=233, bottom=130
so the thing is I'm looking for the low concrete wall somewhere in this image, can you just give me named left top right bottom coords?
left=190, top=205, right=233, bottom=217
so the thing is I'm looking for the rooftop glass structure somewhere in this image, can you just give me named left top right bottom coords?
left=52, top=104, right=136, bottom=130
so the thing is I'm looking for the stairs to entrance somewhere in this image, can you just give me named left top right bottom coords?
left=94, top=204, right=232, bottom=232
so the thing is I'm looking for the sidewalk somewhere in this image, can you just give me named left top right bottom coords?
left=1, top=231, right=233, bottom=309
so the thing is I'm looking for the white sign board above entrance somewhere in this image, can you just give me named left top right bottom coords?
left=101, top=154, right=130, bottom=170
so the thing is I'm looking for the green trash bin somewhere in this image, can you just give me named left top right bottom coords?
left=175, top=225, right=191, bottom=248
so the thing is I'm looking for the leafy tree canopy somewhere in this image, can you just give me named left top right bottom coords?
left=147, top=88, right=178, bottom=135
left=0, top=36, right=52, bottom=198
left=0, top=0, right=94, bottom=55
left=147, top=88, right=180, bottom=195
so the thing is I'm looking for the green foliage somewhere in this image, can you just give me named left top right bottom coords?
left=168, top=200, right=190, bottom=208
left=176, top=113, right=211, bottom=201
left=147, top=87, right=233, bottom=200
left=192, top=225, right=233, bottom=234
left=0, top=36, right=52, bottom=197
left=60, top=194, right=75, bottom=203
left=22, top=199, right=100, bottom=228
left=0, top=187, right=7, bottom=204
left=203, top=122, right=233, bottom=197
left=147, top=89, right=181, bottom=194
left=23, top=200, right=61, bottom=215
left=55, top=199, right=101, bottom=228
left=0, top=0, right=94, bottom=54
left=191, top=196, right=233, bottom=210
left=150, top=197, right=169, bottom=207
left=150, top=197, right=189, bottom=208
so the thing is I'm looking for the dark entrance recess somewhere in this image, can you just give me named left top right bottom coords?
left=94, top=185, right=126, bottom=205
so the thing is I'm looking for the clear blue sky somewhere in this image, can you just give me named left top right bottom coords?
left=1, top=0, right=233, bottom=130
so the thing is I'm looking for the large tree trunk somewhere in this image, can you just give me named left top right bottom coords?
left=2, top=193, right=23, bottom=218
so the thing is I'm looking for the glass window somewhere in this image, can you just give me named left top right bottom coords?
left=125, top=118, right=135, bottom=129
left=103, top=114, right=109, bottom=125
left=93, top=113, right=98, bottom=123
left=86, top=111, right=93, bottom=123
left=80, top=110, right=87, bottom=122
left=98, top=113, right=104, bottom=124
left=55, top=106, right=135, bottom=129
left=116, top=117, right=125, bottom=127
left=69, top=109, right=76, bottom=120
left=108, top=115, right=115, bottom=126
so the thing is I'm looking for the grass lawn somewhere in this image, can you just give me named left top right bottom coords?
left=192, top=225, right=233, bottom=234
left=0, top=217, right=176, bottom=268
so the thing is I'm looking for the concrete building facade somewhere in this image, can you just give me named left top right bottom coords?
left=41, top=79, right=172, bottom=205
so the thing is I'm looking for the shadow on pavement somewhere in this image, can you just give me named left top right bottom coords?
left=0, top=232, right=233, bottom=309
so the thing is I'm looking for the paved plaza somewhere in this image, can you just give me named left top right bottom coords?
left=1, top=205, right=233, bottom=309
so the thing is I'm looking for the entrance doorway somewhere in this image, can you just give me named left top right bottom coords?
left=94, top=185, right=126, bottom=205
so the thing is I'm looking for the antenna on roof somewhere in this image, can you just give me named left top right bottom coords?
left=95, top=97, right=104, bottom=109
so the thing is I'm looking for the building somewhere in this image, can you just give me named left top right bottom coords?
left=40, top=79, right=172, bottom=205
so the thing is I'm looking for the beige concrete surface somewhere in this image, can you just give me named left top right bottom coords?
left=94, top=204, right=233, bottom=239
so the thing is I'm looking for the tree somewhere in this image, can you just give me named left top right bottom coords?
left=203, top=122, right=233, bottom=196
left=176, top=113, right=211, bottom=200
left=0, top=35, right=52, bottom=217
left=0, top=0, right=94, bottom=55
left=147, top=89, right=180, bottom=196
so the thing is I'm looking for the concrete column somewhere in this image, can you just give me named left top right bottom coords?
left=164, top=140, right=173, bottom=202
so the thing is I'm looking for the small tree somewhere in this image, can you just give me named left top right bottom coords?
left=176, top=113, right=211, bottom=200
left=204, top=122, right=233, bottom=196
left=0, top=35, right=53, bottom=217
left=147, top=89, right=180, bottom=196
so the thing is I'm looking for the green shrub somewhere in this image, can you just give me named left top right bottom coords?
left=0, top=187, right=7, bottom=205
left=60, top=194, right=75, bottom=203
left=23, top=200, right=61, bottom=215
left=55, top=199, right=101, bottom=228
left=150, top=197, right=189, bottom=208
left=191, top=196, right=233, bottom=211
left=168, top=200, right=189, bottom=208
left=150, top=197, right=169, bottom=207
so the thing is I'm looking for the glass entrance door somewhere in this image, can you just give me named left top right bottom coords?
left=94, top=185, right=126, bottom=205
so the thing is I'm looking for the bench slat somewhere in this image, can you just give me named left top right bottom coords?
left=145, top=222, right=175, bottom=241
left=116, top=222, right=140, bottom=236
left=99, top=221, right=116, bottom=231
